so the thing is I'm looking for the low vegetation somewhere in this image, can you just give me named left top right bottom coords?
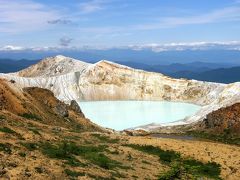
left=126, top=144, right=221, bottom=179
left=183, top=159, right=221, bottom=178
left=0, top=127, right=17, bottom=134
left=158, top=163, right=181, bottom=180
left=125, top=144, right=180, bottom=163
left=91, top=133, right=120, bottom=143
left=41, top=141, right=126, bottom=170
left=0, top=115, right=5, bottom=120
left=28, top=127, right=41, bottom=135
left=20, top=142, right=39, bottom=151
left=34, top=167, right=44, bottom=174
left=0, top=127, right=23, bottom=139
left=0, top=143, right=12, bottom=154
left=187, top=130, right=240, bottom=145
left=64, top=169, right=85, bottom=178
left=20, top=113, right=42, bottom=121
left=18, top=152, right=26, bottom=157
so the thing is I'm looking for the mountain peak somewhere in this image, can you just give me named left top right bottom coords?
left=55, top=55, right=68, bottom=59
left=53, top=55, right=75, bottom=62
left=16, top=55, right=90, bottom=77
left=42, top=55, right=77, bottom=63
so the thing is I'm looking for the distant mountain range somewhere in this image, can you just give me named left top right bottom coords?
left=1, top=58, right=240, bottom=83
left=170, top=67, right=240, bottom=84
left=117, top=61, right=235, bottom=73
left=0, top=59, right=38, bottom=73
left=1, top=49, right=240, bottom=64
left=117, top=61, right=240, bottom=83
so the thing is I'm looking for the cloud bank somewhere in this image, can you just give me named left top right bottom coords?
left=1, top=41, right=240, bottom=52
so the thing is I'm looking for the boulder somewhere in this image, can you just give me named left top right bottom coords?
left=70, top=100, right=85, bottom=117
left=54, top=103, right=69, bottom=117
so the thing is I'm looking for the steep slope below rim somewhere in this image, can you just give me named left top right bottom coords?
left=1, top=55, right=240, bottom=130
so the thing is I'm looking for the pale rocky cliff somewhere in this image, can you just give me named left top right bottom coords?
left=1, top=55, right=240, bottom=130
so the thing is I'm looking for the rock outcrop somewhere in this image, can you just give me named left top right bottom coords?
left=199, top=103, right=240, bottom=134
left=70, top=100, right=85, bottom=117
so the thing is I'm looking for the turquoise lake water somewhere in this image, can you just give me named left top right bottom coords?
left=78, top=101, right=200, bottom=131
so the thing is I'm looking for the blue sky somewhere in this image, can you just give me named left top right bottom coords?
left=1, top=0, right=240, bottom=50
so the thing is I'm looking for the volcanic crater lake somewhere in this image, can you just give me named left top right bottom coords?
left=78, top=101, right=200, bottom=131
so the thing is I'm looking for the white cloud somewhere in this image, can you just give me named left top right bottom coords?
left=79, top=0, right=107, bottom=14
left=0, top=45, right=25, bottom=51
left=127, top=41, right=240, bottom=52
left=0, top=0, right=60, bottom=33
left=1, top=41, right=240, bottom=52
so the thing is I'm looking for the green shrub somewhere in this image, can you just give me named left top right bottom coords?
left=91, top=134, right=120, bottom=143
left=0, top=143, right=12, bottom=154
left=41, top=141, right=124, bottom=170
left=20, top=142, right=38, bottom=151
left=18, top=152, right=26, bottom=157
left=64, top=169, right=85, bottom=177
left=0, top=127, right=17, bottom=134
left=183, top=159, right=221, bottom=179
left=65, top=159, right=86, bottom=167
left=87, top=153, right=122, bottom=169
left=125, top=144, right=180, bottom=163
left=35, top=167, right=44, bottom=174
left=126, top=144, right=221, bottom=179
left=20, top=113, right=42, bottom=121
left=0, top=127, right=23, bottom=139
left=158, top=164, right=181, bottom=180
